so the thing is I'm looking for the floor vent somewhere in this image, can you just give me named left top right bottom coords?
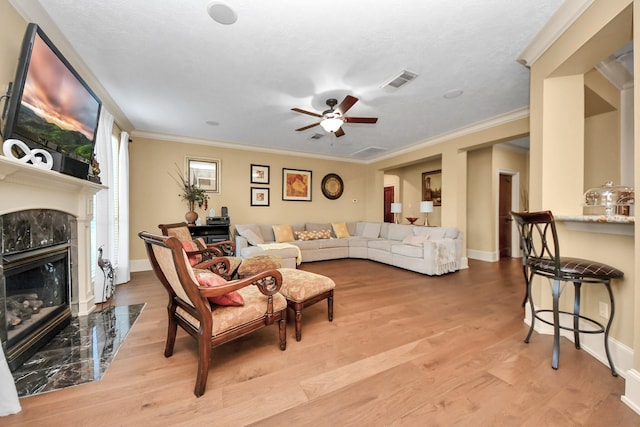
left=383, top=70, right=418, bottom=89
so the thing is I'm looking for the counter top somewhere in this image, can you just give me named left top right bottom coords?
left=555, top=214, right=634, bottom=224
left=555, top=215, right=634, bottom=236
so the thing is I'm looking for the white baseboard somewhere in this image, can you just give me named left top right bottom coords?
left=130, top=258, right=151, bottom=272
left=622, top=369, right=640, bottom=415
left=466, top=249, right=499, bottom=262
left=523, top=303, right=633, bottom=379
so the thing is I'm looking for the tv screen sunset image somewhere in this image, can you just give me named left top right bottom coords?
left=15, top=32, right=100, bottom=162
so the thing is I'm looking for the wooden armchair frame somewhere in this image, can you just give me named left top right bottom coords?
left=159, top=222, right=240, bottom=279
left=139, top=231, right=287, bottom=397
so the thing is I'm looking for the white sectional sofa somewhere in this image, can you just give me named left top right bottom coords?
left=234, top=221, right=464, bottom=276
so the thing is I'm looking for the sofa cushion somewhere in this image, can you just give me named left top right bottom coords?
left=368, top=239, right=394, bottom=252
left=295, top=229, right=331, bottom=241
left=347, top=237, right=371, bottom=247
left=318, top=238, right=349, bottom=249
left=193, top=270, right=245, bottom=306
left=332, top=222, right=350, bottom=238
left=360, top=222, right=381, bottom=238
left=235, top=224, right=265, bottom=245
left=291, top=240, right=321, bottom=250
left=387, top=223, right=414, bottom=241
left=258, top=224, right=276, bottom=242
left=391, top=244, right=423, bottom=258
left=413, top=227, right=446, bottom=239
left=273, top=224, right=295, bottom=242
left=402, top=234, right=429, bottom=246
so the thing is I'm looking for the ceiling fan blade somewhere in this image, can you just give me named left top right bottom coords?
left=336, top=95, right=358, bottom=115
left=292, top=108, right=322, bottom=118
left=335, top=127, right=345, bottom=137
left=345, top=117, right=378, bottom=124
left=295, top=122, right=320, bottom=131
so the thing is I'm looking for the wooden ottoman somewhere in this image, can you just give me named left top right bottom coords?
left=238, top=255, right=283, bottom=278
left=277, top=268, right=335, bottom=341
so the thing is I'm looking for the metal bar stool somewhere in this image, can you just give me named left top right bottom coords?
left=511, top=210, right=623, bottom=376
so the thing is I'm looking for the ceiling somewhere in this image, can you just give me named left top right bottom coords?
left=10, top=0, right=564, bottom=161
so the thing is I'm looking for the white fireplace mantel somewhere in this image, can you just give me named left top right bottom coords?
left=0, top=155, right=106, bottom=315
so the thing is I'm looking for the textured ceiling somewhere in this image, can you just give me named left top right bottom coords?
left=10, top=0, right=562, bottom=160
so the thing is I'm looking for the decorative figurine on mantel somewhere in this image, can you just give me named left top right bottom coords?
left=88, top=156, right=101, bottom=183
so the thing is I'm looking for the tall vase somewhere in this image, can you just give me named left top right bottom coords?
left=185, top=201, right=198, bottom=225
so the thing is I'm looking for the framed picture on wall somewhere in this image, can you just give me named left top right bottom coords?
left=251, top=187, right=270, bottom=206
left=250, top=164, right=270, bottom=184
left=282, top=168, right=312, bottom=201
left=186, top=157, right=220, bottom=194
left=422, top=169, right=442, bottom=206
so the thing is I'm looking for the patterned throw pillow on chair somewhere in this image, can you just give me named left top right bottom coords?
left=194, top=270, right=244, bottom=306
left=181, top=239, right=205, bottom=266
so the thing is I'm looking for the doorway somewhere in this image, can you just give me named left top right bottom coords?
left=383, top=186, right=394, bottom=223
left=498, top=171, right=519, bottom=258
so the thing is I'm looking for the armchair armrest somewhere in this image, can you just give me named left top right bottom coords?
left=206, top=240, right=236, bottom=257
left=196, top=270, right=282, bottom=298
left=193, top=256, right=231, bottom=278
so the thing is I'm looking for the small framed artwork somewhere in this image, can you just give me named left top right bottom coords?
left=282, top=168, right=312, bottom=201
left=251, top=187, right=270, bottom=206
left=251, top=164, right=270, bottom=184
left=422, top=169, right=442, bottom=206
left=186, top=157, right=220, bottom=194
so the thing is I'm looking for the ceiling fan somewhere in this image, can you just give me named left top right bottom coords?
left=291, top=95, right=378, bottom=137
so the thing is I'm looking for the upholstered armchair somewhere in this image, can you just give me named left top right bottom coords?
left=159, top=222, right=242, bottom=280
left=139, top=231, right=287, bottom=397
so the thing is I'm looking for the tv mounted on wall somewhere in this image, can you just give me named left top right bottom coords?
left=2, top=23, right=102, bottom=180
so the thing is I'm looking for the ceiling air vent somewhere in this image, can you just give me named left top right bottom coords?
left=383, top=70, right=418, bottom=89
left=350, top=146, right=388, bottom=159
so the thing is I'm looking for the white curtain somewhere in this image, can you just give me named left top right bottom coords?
left=0, top=344, right=21, bottom=416
left=94, top=108, right=115, bottom=303
left=117, top=131, right=130, bottom=284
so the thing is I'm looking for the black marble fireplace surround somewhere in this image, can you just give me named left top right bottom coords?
left=1, top=209, right=77, bottom=371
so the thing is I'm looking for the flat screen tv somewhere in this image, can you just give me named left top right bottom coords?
left=2, top=23, right=102, bottom=179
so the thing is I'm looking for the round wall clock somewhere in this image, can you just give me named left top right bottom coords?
left=321, top=173, right=344, bottom=200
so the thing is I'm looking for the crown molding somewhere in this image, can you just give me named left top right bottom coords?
left=517, top=0, right=595, bottom=67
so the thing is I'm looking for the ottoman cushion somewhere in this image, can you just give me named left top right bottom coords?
left=238, top=255, right=283, bottom=277
left=277, top=268, right=335, bottom=302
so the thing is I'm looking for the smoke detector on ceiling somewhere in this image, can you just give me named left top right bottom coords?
left=382, top=70, right=418, bottom=90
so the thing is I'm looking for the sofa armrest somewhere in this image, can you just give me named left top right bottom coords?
left=236, top=235, right=249, bottom=250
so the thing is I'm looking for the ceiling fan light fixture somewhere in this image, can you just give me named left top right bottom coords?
left=320, top=117, right=344, bottom=133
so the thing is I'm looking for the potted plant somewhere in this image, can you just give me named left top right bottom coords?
left=173, top=166, right=209, bottom=225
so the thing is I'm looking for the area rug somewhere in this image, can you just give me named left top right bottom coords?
left=11, top=303, right=145, bottom=397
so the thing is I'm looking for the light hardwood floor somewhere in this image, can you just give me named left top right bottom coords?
left=4, top=258, right=639, bottom=426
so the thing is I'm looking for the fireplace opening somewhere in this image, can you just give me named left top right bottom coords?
left=3, top=243, right=72, bottom=371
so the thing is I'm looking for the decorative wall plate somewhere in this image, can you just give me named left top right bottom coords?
left=321, top=173, right=344, bottom=200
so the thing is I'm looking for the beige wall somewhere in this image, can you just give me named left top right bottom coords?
left=467, top=147, right=493, bottom=252
left=0, top=1, right=26, bottom=92
left=129, top=136, right=371, bottom=260
left=529, top=0, right=636, bottom=354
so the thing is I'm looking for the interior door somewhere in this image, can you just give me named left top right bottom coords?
left=384, top=186, right=394, bottom=223
left=498, top=173, right=512, bottom=258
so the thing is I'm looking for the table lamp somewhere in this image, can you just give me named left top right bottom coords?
left=420, top=201, right=434, bottom=226
left=390, top=202, right=402, bottom=224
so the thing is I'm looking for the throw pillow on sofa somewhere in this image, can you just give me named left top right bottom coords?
left=332, top=222, right=350, bottom=238
left=401, top=234, right=429, bottom=246
left=296, top=229, right=331, bottom=241
left=273, top=224, right=295, bottom=242
left=193, top=270, right=244, bottom=306
left=236, top=224, right=265, bottom=245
